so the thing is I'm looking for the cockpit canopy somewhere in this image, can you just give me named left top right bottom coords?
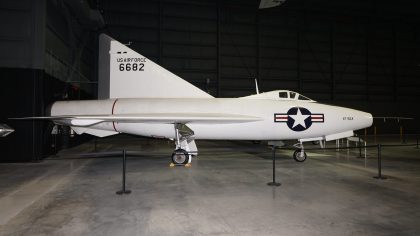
left=278, top=90, right=313, bottom=101
left=241, top=90, right=315, bottom=102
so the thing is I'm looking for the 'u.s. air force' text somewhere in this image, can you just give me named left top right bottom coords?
left=117, top=57, right=146, bottom=71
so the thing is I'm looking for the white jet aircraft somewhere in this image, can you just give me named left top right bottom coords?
left=18, top=34, right=373, bottom=165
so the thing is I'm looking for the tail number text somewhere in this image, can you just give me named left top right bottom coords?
left=119, top=63, right=144, bottom=71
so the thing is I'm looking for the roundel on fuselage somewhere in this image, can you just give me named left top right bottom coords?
left=286, top=107, right=312, bottom=131
left=274, top=107, right=324, bottom=132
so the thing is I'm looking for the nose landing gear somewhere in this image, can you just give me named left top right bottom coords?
left=293, top=149, right=307, bottom=162
left=293, top=140, right=307, bottom=162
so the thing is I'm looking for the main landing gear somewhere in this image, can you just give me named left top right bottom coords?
left=293, top=141, right=307, bottom=162
left=170, top=124, right=197, bottom=167
left=171, top=149, right=190, bottom=165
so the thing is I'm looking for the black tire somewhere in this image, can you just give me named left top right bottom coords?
left=171, top=149, right=190, bottom=165
left=293, top=149, right=307, bottom=162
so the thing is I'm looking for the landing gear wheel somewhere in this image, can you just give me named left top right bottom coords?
left=172, top=149, right=189, bottom=165
left=293, top=149, right=307, bottom=162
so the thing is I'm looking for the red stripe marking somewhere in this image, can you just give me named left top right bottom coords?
left=112, top=99, right=118, bottom=132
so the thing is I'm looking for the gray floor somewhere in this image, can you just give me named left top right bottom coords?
left=0, top=135, right=420, bottom=236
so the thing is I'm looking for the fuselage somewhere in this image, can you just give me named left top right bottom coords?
left=50, top=98, right=373, bottom=141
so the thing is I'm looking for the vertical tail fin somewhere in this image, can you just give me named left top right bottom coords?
left=98, top=34, right=213, bottom=99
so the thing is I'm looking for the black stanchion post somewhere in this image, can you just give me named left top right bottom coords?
left=267, top=146, right=281, bottom=187
left=358, top=136, right=362, bottom=158
left=373, top=144, right=387, bottom=180
left=94, top=138, right=97, bottom=152
left=116, top=150, right=132, bottom=194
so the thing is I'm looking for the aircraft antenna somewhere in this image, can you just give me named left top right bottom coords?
left=255, top=78, right=260, bottom=94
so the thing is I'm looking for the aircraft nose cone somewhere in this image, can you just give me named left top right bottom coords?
left=360, top=111, right=373, bottom=129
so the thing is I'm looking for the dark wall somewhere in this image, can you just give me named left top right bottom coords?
left=0, top=0, right=99, bottom=162
left=0, top=68, right=93, bottom=162
left=0, top=0, right=45, bottom=69
left=45, top=0, right=98, bottom=95
left=0, top=68, right=54, bottom=162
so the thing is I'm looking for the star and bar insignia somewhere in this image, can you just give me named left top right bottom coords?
left=274, top=107, right=324, bottom=132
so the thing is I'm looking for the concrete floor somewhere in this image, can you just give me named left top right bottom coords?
left=0, top=135, right=420, bottom=236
